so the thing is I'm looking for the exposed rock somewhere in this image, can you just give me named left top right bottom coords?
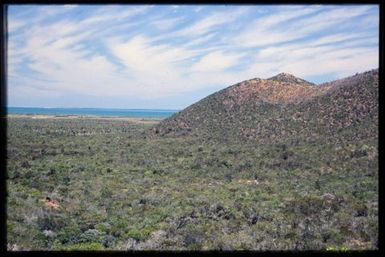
left=124, top=230, right=168, bottom=250
left=43, top=230, right=56, bottom=238
left=321, top=193, right=336, bottom=202
left=125, top=238, right=138, bottom=250
left=7, top=243, right=22, bottom=251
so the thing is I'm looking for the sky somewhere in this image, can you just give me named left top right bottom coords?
left=7, top=4, right=379, bottom=109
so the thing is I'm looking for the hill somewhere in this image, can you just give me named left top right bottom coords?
left=152, top=69, right=378, bottom=144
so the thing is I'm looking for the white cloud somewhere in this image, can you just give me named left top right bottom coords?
left=288, top=6, right=373, bottom=37
left=234, top=7, right=320, bottom=47
left=234, top=5, right=373, bottom=48
left=63, top=4, right=78, bottom=9
left=109, top=35, right=198, bottom=72
left=191, top=51, right=242, bottom=72
left=183, top=33, right=216, bottom=48
left=7, top=18, right=25, bottom=33
left=81, top=7, right=147, bottom=25
left=244, top=43, right=378, bottom=80
left=176, top=7, right=247, bottom=37
left=106, top=35, right=227, bottom=98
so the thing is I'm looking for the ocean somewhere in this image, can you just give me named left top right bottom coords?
left=7, top=107, right=179, bottom=118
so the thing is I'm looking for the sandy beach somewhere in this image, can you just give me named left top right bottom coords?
left=6, top=114, right=164, bottom=125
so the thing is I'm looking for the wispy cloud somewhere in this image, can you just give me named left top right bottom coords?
left=234, top=5, right=374, bottom=48
left=191, top=51, right=243, bottom=72
left=175, top=7, right=248, bottom=37
left=7, top=5, right=379, bottom=108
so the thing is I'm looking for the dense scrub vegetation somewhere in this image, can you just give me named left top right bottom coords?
left=7, top=69, right=378, bottom=250
left=7, top=114, right=377, bottom=250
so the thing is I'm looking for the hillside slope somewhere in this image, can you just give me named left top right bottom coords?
left=152, top=69, right=378, bottom=144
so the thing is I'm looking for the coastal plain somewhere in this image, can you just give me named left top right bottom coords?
left=7, top=113, right=377, bottom=250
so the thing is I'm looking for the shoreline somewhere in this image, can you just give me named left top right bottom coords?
left=6, top=114, right=164, bottom=124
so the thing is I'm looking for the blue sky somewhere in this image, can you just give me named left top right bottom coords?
left=7, top=4, right=379, bottom=109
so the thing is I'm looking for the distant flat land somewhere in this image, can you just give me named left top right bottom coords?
left=7, top=114, right=163, bottom=125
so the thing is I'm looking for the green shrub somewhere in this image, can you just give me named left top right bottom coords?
left=79, top=229, right=105, bottom=243
left=55, top=242, right=105, bottom=250
left=125, top=227, right=146, bottom=241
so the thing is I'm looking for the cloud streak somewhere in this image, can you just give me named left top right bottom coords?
left=7, top=4, right=379, bottom=108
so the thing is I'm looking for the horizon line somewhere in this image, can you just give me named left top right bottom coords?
left=7, top=106, right=181, bottom=111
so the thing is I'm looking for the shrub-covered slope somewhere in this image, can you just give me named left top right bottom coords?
left=153, top=69, right=378, bottom=144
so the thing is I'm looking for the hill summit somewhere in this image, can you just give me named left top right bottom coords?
left=152, top=69, right=378, bottom=144
left=267, top=72, right=315, bottom=86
